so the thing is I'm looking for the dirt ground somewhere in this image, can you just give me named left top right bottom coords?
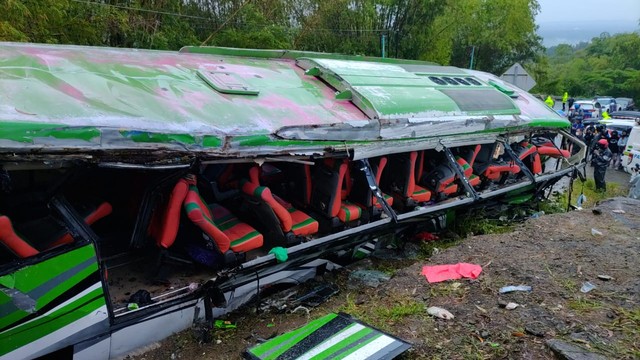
left=128, top=192, right=639, bottom=360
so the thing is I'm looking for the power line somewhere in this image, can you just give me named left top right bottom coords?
left=71, top=0, right=394, bottom=34
left=71, top=0, right=211, bottom=20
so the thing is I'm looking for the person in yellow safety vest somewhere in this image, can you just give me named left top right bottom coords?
left=602, top=110, right=610, bottom=119
left=562, top=92, right=568, bottom=111
left=545, top=95, right=554, bottom=108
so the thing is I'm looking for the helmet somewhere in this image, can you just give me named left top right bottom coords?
left=574, top=103, right=581, bottom=110
left=597, top=139, right=608, bottom=148
left=596, top=124, right=606, bottom=132
left=611, top=130, right=619, bottom=137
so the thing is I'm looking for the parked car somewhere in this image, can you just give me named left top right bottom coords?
left=569, top=100, right=598, bottom=124
left=610, top=111, right=640, bottom=121
left=615, top=97, right=635, bottom=111
left=623, top=118, right=640, bottom=174
left=593, top=96, right=617, bottom=113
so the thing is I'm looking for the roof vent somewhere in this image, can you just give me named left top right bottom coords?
left=442, top=77, right=459, bottom=85
left=429, top=76, right=447, bottom=85
left=465, top=77, right=482, bottom=86
left=197, top=70, right=259, bottom=95
left=454, top=77, right=470, bottom=85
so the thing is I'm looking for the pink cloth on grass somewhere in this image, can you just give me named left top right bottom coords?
left=421, top=263, right=483, bottom=283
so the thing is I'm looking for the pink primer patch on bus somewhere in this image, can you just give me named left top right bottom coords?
left=58, top=83, right=86, bottom=102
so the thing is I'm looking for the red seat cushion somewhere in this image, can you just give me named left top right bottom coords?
left=469, top=174, right=481, bottom=187
left=289, top=208, right=319, bottom=236
left=148, top=177, right=194, bottom=249
left=209, top=204, right=263, bottom=253
left=536, top=146, right=570, bottom=158
left=0, top=216, right=39, bottom=258
left=410, top=185, right=432, bottom=202
left=456, top=157, right=473, bottom=177
left=373, top=193, right=394, bottom=208
left=442, top=183, right=458, bottom=195
left=273, top=195, right=318, bottom=236
left=484, top=163, right=521, bottom=180
left=338, top=201, right=362, bottom=222
left=48, top=201, right=114, bottom=249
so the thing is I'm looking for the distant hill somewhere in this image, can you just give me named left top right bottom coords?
left=537, top=20, right=639, bottom=47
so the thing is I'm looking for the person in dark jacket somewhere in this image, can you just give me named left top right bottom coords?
left=591, top=139, right=612, bottom=192
left=608, top=130, right=620, bottom=169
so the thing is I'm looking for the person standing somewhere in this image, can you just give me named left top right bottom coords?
left=562, top=92, right=568, bottom=111
left=591, top=139, right=612, bottom=192
left=618, top=130, right=629, bottom=170
left=608, top=130, right=620, bottom=169
left=545, top=95, right=554, bottom=108
left=568, top=97, right=575, bottom=112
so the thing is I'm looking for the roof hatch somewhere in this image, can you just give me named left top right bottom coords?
left=197, top=69, right=259, bottom=95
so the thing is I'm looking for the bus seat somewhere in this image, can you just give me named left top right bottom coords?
left=388, top=151, right=432, bottom=206
left=184, top=185, right=263, bottom=253
left=370, top=157, right=393, bottom=208
left=311, top=159, right=362, bottom=223
left=46, top=201, right=113, bottom=249
left=0, top=215, right=39, bottom=258
left=513, top=142, right=543, bottom=174
left=149, top=176, right=195, bottom=250
left=241, top=177, right=318, bottom=237
left=423, top=164, right=458, bottom=197
left=455, top=157, right=480, bottom=187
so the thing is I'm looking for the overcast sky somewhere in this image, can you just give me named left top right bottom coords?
left=536, top=0, right=640, bottom=46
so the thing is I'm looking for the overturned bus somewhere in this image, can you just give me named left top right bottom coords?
left=0, top=42, right=585, bottom=359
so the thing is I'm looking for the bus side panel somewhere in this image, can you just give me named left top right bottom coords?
left=0, top=244, right=109, bottom=359
left=109, top=299, right=203, bottom=359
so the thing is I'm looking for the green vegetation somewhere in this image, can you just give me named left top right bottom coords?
left=531, top=32, right=640, bottom=100
left=0, top=0, right=541, bottom=75
left=450, top=210, right=515, bottom=238
left=567, top=298, right=603, bottom=313
left=339, top=292, right=424, bottom=330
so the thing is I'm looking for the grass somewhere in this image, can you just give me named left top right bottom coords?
left=339, top=292, right=425, bottom=330
left=428, top=282, right=468, bottom=299
left=450, top=210, right=515, bottom=238
left=564, top=178, right=627, bottom=209
left=567, top=298, right=603, bottom=313
left=603, top=307, right=640, bottom=359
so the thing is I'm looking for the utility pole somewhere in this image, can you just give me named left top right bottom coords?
left=381, top=33, right=386, bottom=58
left=469, top=45, right=475, bottom=69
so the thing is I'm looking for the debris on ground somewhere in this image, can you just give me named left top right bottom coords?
left=580, top=282, right=596, bottom=293
left=244, top=313, right=411, bottom=359
left=596, top=275, right=613, bottom=281
left=349, top=269, right=391, bottom=288
left=426, top=306, right=454, bottom=320
left=214, top=320, right=236, bottom=329
left=414, top=231, right=439, bottom=241
left=420, top=263, right=482, bottom=283
left=590, top=228, right=603, bottom=236
left=499, top=285, right=532, bottom=293
left=546, top=339, right=608, bottom=360
left=132, top=198, right=640, bottom=360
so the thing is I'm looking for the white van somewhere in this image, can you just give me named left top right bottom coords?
left=623, top=119, right=640, bottom=174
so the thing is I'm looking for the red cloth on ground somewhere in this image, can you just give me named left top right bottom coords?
left=421, top=263, right=483, bottom=283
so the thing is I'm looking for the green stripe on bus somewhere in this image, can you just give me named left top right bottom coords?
left=250, top=313, right=337, bottom=357
left=0, top=288, right=104, bottom=355
left=334, top=333, right=384, bottom=359
left=309, top=326, right=374, bottom=360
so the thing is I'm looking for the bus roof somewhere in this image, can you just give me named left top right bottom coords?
left=0, top=42, right=567, bottom=155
